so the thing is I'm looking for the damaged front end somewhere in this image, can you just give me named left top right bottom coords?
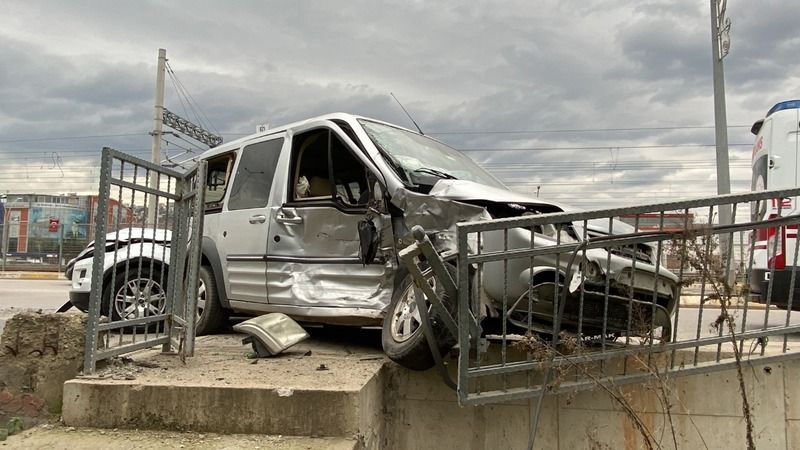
left=390, top=180, right=679, bottom=343
left=481, top=215, right=678, bottom=341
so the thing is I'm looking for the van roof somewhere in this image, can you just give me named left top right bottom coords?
left=767, top=100, right=800, bottom=118
left=200, top=112, right=419, bottom=159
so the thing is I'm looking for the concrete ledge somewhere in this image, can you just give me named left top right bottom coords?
left=62, top=380, right=365, bottom=437
left=58, top=330, right=800, bottom=448
left=61, top=333, right=386, bottom=445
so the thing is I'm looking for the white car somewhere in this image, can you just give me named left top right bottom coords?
left=69, top=228, right=172, bottom=321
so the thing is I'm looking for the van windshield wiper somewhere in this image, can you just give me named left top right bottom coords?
left=376, top=149, right=411, bottom=183
left=412, top=167, right=458, bottom=180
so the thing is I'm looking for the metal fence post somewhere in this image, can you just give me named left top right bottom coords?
left=0, top=220, right=8, bottom=272
left=58, top=223, right=64, bottom=273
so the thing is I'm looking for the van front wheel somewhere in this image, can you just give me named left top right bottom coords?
left=381, top=266, right=458, bottom=371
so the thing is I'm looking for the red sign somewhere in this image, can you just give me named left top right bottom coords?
left=48, top=218, right=60, bottom=233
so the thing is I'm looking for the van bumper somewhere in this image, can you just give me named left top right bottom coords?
left=750, top=268, right=800, bottom=310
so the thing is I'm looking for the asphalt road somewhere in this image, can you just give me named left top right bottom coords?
left=1, top=278, right=799, bottom=352
left=0, top=278, right=71, bottom=334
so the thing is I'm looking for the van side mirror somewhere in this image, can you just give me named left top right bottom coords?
left=751, top=119, right=764, bottom=135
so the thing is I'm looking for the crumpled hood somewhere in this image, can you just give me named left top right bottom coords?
left=428, top=179, right=568, bottom=211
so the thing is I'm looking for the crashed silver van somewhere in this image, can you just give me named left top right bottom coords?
left=185, top=113, right=679, bottom=370
left=64, top=113, right=675, bottom=370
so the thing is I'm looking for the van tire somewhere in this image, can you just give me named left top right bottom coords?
left=196, top=265, right=228, bottom=335
left=381, top=265, right=459, bottom=371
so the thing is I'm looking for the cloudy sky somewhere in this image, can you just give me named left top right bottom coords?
left=1, top=0, right=798, bottom=209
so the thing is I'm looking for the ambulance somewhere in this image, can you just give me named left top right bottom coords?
left=750, top=100, right=800, bottom=308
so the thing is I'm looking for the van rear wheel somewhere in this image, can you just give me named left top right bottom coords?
left=196, top=265, right=228, bottom=335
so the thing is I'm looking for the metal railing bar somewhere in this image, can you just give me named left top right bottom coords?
left=458, top=188, right=800, bottom=233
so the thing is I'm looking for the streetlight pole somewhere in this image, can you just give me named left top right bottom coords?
left=711, top=0, right=733, bottom=249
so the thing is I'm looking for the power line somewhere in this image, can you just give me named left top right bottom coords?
left=429, top=125, right=752, bottom=135
left=460, top=143, right=753, bottom=152
left=0, top=148, right=152, bottom=155
left=0, top=123, right=757, bottom=145
left=0, top=133, right=147, bottom=144
left=483, top=157, right=751, bottom=166
left=504, top=179, right=745, bottom=186
left=165, top=61, right=220, bottom=136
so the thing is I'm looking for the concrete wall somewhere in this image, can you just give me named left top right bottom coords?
left=383, top=356, right=796, bottom=449
left=57, top=341, right=798, bottom=449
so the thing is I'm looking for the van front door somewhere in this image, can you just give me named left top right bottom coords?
left=266, top=123, right=393, bottom=318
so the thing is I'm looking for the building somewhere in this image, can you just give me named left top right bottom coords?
left=1, top=193, right=131, bottom=255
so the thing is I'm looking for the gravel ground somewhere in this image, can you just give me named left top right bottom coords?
left=3, top=424, right=357, bottom=449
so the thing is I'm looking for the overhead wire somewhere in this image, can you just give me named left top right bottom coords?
left=0, top=124, right=752, bottom=144
left=459, top=143, right=753, bottom=152
left=0, top=123, right=759, bottom=203
left=428, top=124, right=752, bottom=135
left=164, top=61, right=220, bottom=135
left=0, top=133, right=147, bottom=144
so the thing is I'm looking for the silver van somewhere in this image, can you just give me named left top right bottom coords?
left=69, top=113, right=678, bottom=370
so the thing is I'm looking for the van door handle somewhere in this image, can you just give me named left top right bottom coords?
left=276, top=214, right=303, bottom=225
left=249, top=215, right=267, bottom=224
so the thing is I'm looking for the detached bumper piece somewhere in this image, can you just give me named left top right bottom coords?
left=233, top=313, right=310, bottom=357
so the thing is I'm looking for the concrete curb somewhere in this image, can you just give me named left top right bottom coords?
left=679, top=297, right=769, bottom=310
left=678, top=302, right=768, bottom=310
left=0, top=272, right=64, bottom=280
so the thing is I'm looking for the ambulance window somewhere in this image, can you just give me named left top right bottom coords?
left=751, top=155, right=768, bottom=221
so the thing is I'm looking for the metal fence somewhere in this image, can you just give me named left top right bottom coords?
left=83, top=147, right=206, bottom=373
left=400, top=187, right=800, bottom=410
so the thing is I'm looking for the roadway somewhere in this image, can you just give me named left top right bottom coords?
left=1, top=278, right=799, bottom=350
left=0, top=278, right=71, bottom=334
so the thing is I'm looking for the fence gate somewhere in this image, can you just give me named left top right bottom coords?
left=83, top=147, right=206, bottom=373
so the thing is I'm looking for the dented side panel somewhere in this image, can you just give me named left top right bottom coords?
left=266, top=261, right=393, bottom=310
left=266, top=204, right=395, bottom=309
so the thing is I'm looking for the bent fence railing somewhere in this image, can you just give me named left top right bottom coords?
left=401, top=188, right=800, bottom=410
left=83, top=147, right=206, bottom=373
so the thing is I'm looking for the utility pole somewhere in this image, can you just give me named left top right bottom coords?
left=149, top=48, right=167, bottom=226
left=710, top=1, right=734, bottom=268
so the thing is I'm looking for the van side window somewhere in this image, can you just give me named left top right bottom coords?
left=228, top=138, right=284, bottom=210
left=290, top=128, right=369, bottom=207
left=292, top=130, right=332, bottom=200
left=331, top=139, right=369, bottom=206
left=205, top=152, right=236, bottom=213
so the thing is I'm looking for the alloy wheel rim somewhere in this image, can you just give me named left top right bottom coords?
left=390, top=285, right=421, bottom=342
left=114, top=278, right=166, bottom=320
left=196, top=278, right=206, bottom=322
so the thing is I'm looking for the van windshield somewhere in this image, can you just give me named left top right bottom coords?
left=358, top=119, right=506, bottom=189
